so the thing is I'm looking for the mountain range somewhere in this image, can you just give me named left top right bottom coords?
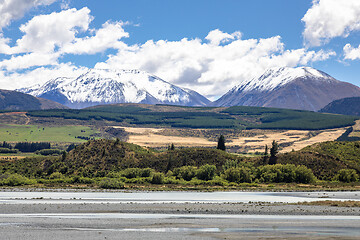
left=16, top=66, right=360, bottom=111
left=213, top=67, right=360, bottom=111
left=18, top=69, right=210, bottom=109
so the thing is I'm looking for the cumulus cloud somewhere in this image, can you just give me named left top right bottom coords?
left=302, top=0, right=360, bottom=47
left=0, top=52, right=60, bottom=71
left=205, top=29, right=242, bottom=45
left=95, top=34, right=335, bottom=99
left=0, top=0, right=56, bottom=30
left=61, top=21, right=129, bottom=55
left=0, top=63, right=87, bottom=90
left=0, top=7, right=131, bottom=71
left=12, top=7, right=92, bottom=54
left=344, top=43, right=360, bottom=60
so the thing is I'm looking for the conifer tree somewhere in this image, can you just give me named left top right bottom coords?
left=217, top=135, right=226, bottom=151
left=268, top=140, right=278, bottom=165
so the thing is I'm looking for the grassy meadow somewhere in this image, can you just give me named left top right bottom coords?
left=0, top=124, right=100, bottom=143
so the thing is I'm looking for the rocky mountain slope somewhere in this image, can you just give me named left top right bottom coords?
left=19, top=69, right=210, bottom=109
left=0, top=89, right=67, bottom=110
left=213, top=67, right=360, bottom=111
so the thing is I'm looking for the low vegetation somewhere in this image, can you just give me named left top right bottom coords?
left=0, top=139, right=358, bottom=189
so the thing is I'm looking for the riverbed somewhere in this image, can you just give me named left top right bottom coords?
left=0, top=190, right=359, bottom=239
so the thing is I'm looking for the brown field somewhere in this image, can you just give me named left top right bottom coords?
left=120, top=126, right=347, bottom=153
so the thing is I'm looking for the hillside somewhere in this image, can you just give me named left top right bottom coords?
left=26, top=104, right=358, bottom=130
left=278, top=141, right=360, bottom=180
left=0, top=89, right=67, bottom=110
left=0, top=139, right=240, bottom=178
left=213, top=67, right=360, bottom=111
left=319, top=97, right=360, bottom=116
left=1, top=139, right=359, bottom=181
left=18, top=69, right=210, bottom=108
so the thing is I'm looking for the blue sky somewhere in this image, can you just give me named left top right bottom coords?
left=1, top=0, right=360, bottom=100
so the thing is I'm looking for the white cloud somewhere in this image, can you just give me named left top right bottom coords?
left=344, top=43, right=360, bottom=60
left=205, top=29, right=241, bottom=45
left=0, top=63, right=87, bottom=90
left=12, top=7, right=92, bottom=54
left=0, top=0, right=56, bottom=30
left=95, top=33, right=334, bottom=99
left=0, top=52, right=60, bottom=71
left=61, top=21, right=129, bottom=55
left=302, top=0, right=360, bottom=47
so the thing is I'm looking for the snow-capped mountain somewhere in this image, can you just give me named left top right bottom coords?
left=213, top=67, right=360, bottom=111
left=18, top=69, right=210, bottom=108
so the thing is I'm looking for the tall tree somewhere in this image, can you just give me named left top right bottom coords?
left=268, top=140, right=278, bottom=165
left=263, top=144, right=269, bottom=164
left=217, top=135, right=226, bottom=151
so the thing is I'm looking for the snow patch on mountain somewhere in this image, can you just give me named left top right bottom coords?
left=233, top=66, right=335, bottom=92
left=18, top=69, right=210, bottom=108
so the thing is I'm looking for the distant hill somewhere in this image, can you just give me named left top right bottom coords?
left=27, top=104, right=358, bottom=130
left=18, top=69, right=210, bottom=108
left=213, top=67, right=360, bottom=111
left=0, top=89, right=67, bottom=111
left=319, top=97, right=360, bottom=116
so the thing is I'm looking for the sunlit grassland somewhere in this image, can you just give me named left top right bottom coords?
left=0, top=124, right=100, bottom=143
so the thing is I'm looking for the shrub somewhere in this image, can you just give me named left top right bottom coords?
left=121, top=168, right=141, bottom=178
left=256, top=164, right=315, bottom=184
left=295, top=165, right=316, bottom=183
left=99, top=178, right=125, bottom=189
left=173, top=166, right=197, bottom=181
left=151, top=172, right=164, bottom=184
left=0, top=173, right=36, bottom=186
left=49, top=172, right=64, bottom=179
left=335, top=169, right=359, bottom=182
left=140, top=168, right=153, bottom=177
left=197, top=164, right=216, bottom=180
left=37, top=149, right=63, bottom=156
left=223, top=167, right=252, bottom=183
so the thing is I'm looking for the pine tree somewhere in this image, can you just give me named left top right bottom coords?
left=263, top=144, right=269, bottom=164
left=268, top=140, right=278, bottom=165
left=217, top=135, right=226, bottom=151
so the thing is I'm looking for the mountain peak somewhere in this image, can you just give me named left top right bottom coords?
left=214, top=66, right=360, bottom=111
left=235, top=66, right=335, bottom=93
left=18, top=68, right=210, bottom=108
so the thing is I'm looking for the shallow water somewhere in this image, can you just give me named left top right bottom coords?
left=0, top=191, right=359, bottom=204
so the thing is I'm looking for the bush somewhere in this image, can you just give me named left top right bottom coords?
left=0, top=173, right=36, bottom=186
left=121, top=168, right=141, bottom=178
left=197, top=164, right=216, bottom=180
left=151, top=172, right=164, bottom=184
left=295, top=165, right=316, bottom=183
left=121, top=168, right=153, bottom=178
left=99, top=178, right=125, bottom=189
left=173, top=166, right=197, bottom=181
left=49, top=172, right=64, bottom=179
left=37, top=149, right=63, bottom=156
left=223, top=167, right=252, bottom=183
left=256, top=164, right=315, bottom=184
left=335, top=169, right=359, bottom=182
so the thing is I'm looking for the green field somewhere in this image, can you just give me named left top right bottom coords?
left=26, top=104, right=359, bottom=130
left=0, top=124, right=100, bottom=143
